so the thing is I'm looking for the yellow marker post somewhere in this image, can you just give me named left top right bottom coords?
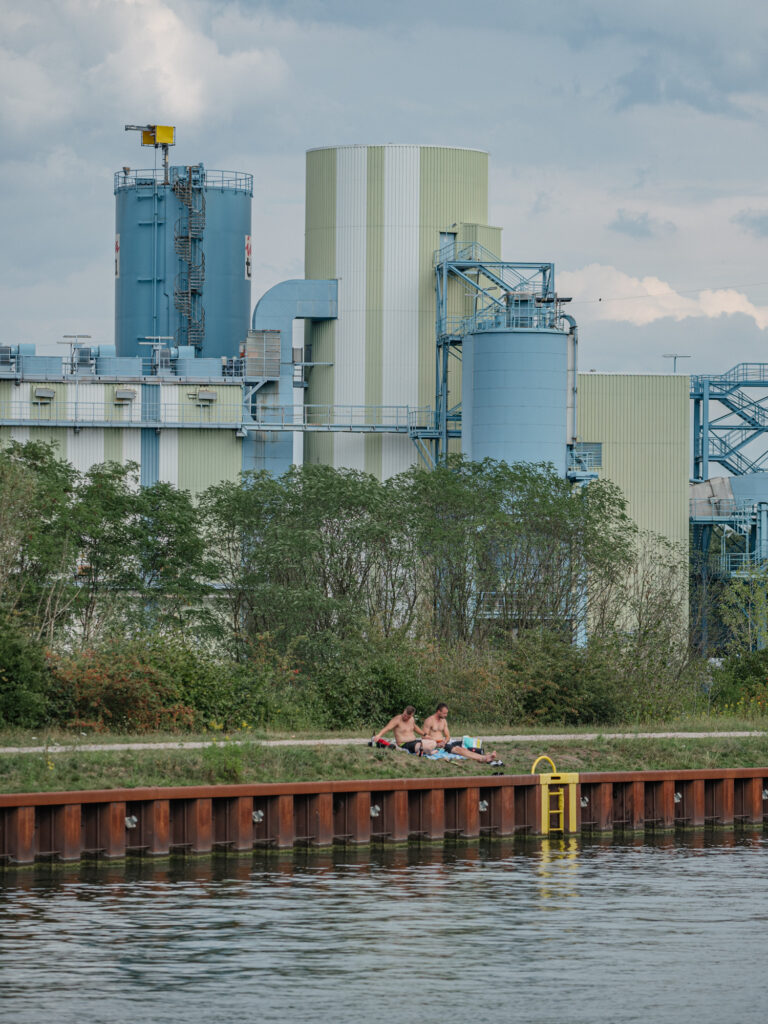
left=531, top=756, right=579, bottom=836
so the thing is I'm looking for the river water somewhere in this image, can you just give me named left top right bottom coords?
left=1, top=833, right=766, bottom=1023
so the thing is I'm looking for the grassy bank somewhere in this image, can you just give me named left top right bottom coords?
left=2, top=732, right=768, bottom=794
left=0, top=714, right=764, bottom=749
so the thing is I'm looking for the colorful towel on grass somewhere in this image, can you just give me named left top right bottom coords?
left=422, top=748, right=466, bottom=761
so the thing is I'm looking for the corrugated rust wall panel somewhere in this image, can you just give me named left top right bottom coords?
left=1, top=769, right=763, bottom=863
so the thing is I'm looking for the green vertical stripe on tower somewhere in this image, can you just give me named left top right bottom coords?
left=104, top=429, right=122, bottom=464
left=304, top=148, right=337, bottom=466
left=418, top=149, right=489, bottom=411
left=178, top=430, right=242, bottom=497
left=365, top=146, right=385, bottom=478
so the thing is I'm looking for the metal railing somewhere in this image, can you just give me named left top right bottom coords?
left=720, top=551, right=765, bottom=574
left=442, top=306, right=560, bottom=337
left=0, top=399, right=435, bottom=435
left=249, top=404, right=431, bottom=432
left=691, top=364, right=768, bottom=390
left=689, top=497, right=740, bottom=519
left=0, top=356, right=251, bottom=381
left=0, top=399, right=244, bottom=428
left=114, top=168, right=253, bottom=194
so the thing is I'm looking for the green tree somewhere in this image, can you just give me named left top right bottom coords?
left=0, top=441, right=79, bottom=642
left=0, top=621, right=51, bottom=727
left=132, top=481, right=207, bottom=632
left=719, top=563, right=768, bottom=654
left=69, top=461, right=136, bottom=644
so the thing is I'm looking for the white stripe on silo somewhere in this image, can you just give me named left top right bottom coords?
left=66, top=428, right=105, bottom=474
left=123, top=430, right=142, bottom=490
left=158, top=429, right=179, bottom=486
left=160, top=383, right=179, bottom=425
left=76, top=382, right=106, bottom=422
left=381, top=145, right=420, bottom=478
left=333, top=145, right=368, bottom=471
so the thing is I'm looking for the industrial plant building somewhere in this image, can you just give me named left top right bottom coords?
left=0, top=129, right=700, bottom=589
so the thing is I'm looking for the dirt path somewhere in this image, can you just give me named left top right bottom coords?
left=0, top=730, right=763, bottom=756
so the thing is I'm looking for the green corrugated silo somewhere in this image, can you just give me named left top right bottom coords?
left=304, top=144, right=500, bottom=477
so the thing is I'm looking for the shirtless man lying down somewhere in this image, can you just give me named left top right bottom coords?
left=421, top=703, right=503, bottom=766
left=372, top=706, right=437, bottom=755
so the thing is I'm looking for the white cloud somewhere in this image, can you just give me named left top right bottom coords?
left=0, top=0, right=289, bottom=138
left=88, top=0, right=288, bottom=121
left=560, top=264, right=768, bottom=330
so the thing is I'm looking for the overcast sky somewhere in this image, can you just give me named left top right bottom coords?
left=3, top=0, right=768, bottom=374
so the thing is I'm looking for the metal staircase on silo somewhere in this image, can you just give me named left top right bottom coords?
left=173, top=166, right=206, bottom=351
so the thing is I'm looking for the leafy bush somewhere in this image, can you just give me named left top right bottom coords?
left=49, top=640, right=195, bottom=732
left=505, top=631, right=621, bottom=725
left=410, top=642, right=523, bottom=726
left=711, top=649, right=768, bottom=713
left=0, top=621, right=51, bottom=727
left=292, top=632, right=433, bottom=729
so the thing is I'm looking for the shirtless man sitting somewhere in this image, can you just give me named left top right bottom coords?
left=421, top=703, right=503, bottom=766
left=372, top=706, right=437, bottom=755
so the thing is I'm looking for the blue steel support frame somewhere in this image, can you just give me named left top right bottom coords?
left=692, top=365, right=768, bottom=480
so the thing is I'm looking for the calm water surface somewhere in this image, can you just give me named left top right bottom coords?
left=1, top=833, right=766, bottom=1023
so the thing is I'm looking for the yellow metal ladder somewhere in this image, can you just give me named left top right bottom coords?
left=531, top=756, right=579, bottom=836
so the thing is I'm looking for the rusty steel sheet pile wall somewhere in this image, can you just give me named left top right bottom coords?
left=0, top=770, right=766, bottom=865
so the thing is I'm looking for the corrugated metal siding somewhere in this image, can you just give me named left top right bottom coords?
left=304, top=145, right=492, bottom=479
left=577, top=374, right=690, bottom=549
left=305, top=148, right=336, bottom=469
left=20, top=382, right=68, bottom=422
left=459, top=222, right=501, bottom=256
left=305, top=148, right=337, bottom=280
left=15, top=426, right=67, bottom=454
left=382, top=145, right=421, bottom=478
left=104, top=383, right=136, bottom=423
left=159, top=382, right=241, bottom=426
left=0, top=381, right=14, bottom=416
left=158, top=428, right=179, bottom=486
left=123, top=429, right=141, bottom=467
left=141, top=383, right=161, bottom=423
left=103, top=428, right=122, bottom=464
left=178, top=430, right=242, bottom=497
left=140, top=429, right=159, bottom=486
left=365, top=146, right=385, bottom=479
left=419, top=149, right=489, bottom=412
left=334, top=145, right=368, bottom=471
left=74, top=382, right=106, bottom=421
left=66, top=428, right=105, bottom=474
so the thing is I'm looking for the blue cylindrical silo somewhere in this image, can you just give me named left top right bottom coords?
left=114, top=165, right=252, bottom=360
left=461, top=326, right=569, bottom=474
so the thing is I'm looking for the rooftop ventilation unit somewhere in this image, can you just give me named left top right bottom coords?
left=114, top=388, right=137, bottom=402
left=34, top=387, right=56, bottom=401
left=197, top=389, right=217, bottom=403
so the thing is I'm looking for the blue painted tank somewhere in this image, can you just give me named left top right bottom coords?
left=114, top=165, right=253, bottom=360
left=461, top=326, right=568, bottom=474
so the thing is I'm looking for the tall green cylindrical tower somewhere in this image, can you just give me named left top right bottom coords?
left=304, top=144, right=499, bottom=477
